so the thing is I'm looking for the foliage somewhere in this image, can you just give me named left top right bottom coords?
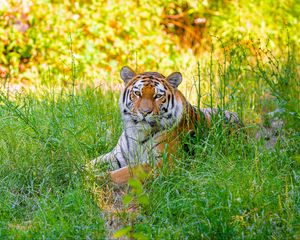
left=0, top=0, right=299, bottom=84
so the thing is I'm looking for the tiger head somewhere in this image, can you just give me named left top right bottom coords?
left=119, top=66, right=184, bottom=130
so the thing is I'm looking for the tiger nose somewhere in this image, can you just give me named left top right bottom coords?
left=141, top=108, right=152, bottom=116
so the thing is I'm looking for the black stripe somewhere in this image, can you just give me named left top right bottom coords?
left=123, top=109, right=130, bottom=115
left=185, top=101, right=189, bottom=111
left=141, top=137, right=150, bottom=144
left=174, top=105, right=178, bottom=117
left=126, top=95, right=133, bottom=109
left=166, top=94, right=170, bottom=109
left=152, top=80, right=161, bottom=85
left=120, top=145, right=128, bottom=165
left=142, top=129, right=159, bottom=145
left=161, top=107, right=167, bottom=113
left=124, top=131, right=130, bottom=151
left=122, top=88, right=128, bottom=103
left=115, top=156, right=122, bottom=168
left=171, top=94, right=174, bottom=108
left=151, top=141, right=163, bottom=151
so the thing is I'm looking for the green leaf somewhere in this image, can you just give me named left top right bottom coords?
left=137, top=194, right=149, bottom=206
left=132, top=232, right=149, bottom=240
left=113, top=226, right=132, bottom=238
left=123, top=194, right=133, bottom=205
left=128, top=178, right=143, bottom=194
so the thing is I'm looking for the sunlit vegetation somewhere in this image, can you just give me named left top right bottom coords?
left=0, top=0, right=299, bottom=239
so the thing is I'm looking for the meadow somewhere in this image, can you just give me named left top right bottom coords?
left=0, top=1, right=299, bottom=239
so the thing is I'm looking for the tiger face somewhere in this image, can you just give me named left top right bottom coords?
left=119, top=66, right=183, bottom=130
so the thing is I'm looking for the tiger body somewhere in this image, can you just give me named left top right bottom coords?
left=91, top=67, right=240, bottom=173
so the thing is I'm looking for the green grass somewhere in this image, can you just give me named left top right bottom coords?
left=0, top=89, right=121, bottom=238
left=0, top=48, right=299, bottom=238
left=140, top=131, right=299, bottom=239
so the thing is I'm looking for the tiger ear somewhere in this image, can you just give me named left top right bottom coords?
left=166, top=72, right=182, bottom=88
left=120, top=66, right=136, bottom=84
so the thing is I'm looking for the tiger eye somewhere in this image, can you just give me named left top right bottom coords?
left=134, top=91, right=141, bottom=97
left=155, top=94, right=163, bottom=99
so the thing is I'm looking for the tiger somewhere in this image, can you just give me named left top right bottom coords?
left=89, top=66, right=240, bottom=183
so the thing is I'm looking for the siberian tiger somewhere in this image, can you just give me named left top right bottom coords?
left=89, top=66, right=240, bottom=183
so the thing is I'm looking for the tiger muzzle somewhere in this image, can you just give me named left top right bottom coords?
left=140, top=108, right=152, bottom=117
left=139, top=99, right=154, bottom=116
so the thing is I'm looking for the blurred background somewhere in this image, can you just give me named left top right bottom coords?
left=0, top=0, right=299, bottom=125
left=0, top=1, right=299, bottom=82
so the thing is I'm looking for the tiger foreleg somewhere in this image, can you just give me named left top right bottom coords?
left=89, top=152, right=121, bottom=171
left=88, top=133, right=130, bottom=172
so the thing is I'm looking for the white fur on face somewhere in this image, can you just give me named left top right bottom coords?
left=93, top=75, right=185, bottom=170
left=119, top=78, right=184, bottom=134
